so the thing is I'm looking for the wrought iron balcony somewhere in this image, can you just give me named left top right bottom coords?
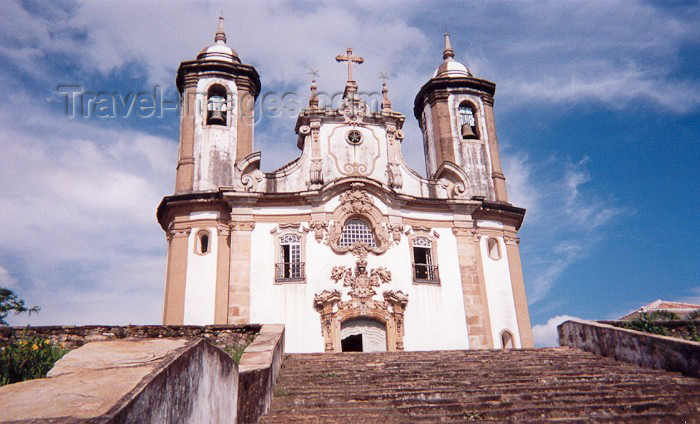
left=412, top=263, right=439, bottom=283
left=275, top=262, right=305, bottom=281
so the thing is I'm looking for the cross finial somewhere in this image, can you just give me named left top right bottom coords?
left=335, top=48, right=364, bottom=82
left=308, top=69, right=319, bottom=109
left=308, top=68, right=320, bottom=82
left=379, top=72, right=390, bottom=84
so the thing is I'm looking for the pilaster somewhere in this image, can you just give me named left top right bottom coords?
left=175, top=76, right=198, bottom=194
left=163, top=228, right=190, bottom=324
left=453, top=226, right=494, bottom=349
left=482, top=96, right=508, bottom=202
left=504, top=229, right=534, bottom=347
left=214, top=224, right=231, bottom=324
left=228, top=220, right=255, bottom=324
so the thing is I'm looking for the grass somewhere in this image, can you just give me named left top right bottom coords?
left=222, top=334, right=256, bottom=364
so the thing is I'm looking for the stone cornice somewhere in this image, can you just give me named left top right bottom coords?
left=176, top=59, right=261, bottom=99
left=413, top=76, right=496, bottom=120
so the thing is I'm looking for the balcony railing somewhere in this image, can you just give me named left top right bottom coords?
left=275, top=262, right=305, bottom=281
left=412, top=263, right=439, bottom=283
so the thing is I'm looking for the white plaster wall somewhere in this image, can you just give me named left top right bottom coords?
left=248, top=193, right=471, bottom=353
left=422, top=104, right=437, bottom=177
left=183, top=227, right=218, bottom=325
left=193, top=78, right=238, bottom=192
left=398, top=227, right=470, bottom=351
left=480, top=236, right=521, bottom=348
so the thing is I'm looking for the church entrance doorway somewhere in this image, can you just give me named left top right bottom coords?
left=340, top=318, right=387, bottom=352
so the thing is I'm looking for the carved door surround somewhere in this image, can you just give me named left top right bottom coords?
left=313, top=251, right=408, bottom=352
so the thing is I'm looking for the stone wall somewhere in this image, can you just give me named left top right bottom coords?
left=0, top=324, right=260, bottom=350
left=0, top=338, right=240, bottom=423
left=599, top=319, right=700, bottom=342
left=237, top=324, right=285, bottom=424
left=558, top=319, right=700, bottom=378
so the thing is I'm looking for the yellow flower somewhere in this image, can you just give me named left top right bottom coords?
left=44, top=339, right=50, bottom=345
left=32, top=344, right=39, bottom=351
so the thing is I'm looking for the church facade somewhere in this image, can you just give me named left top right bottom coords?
left=157, top=19, right=534, bottom=353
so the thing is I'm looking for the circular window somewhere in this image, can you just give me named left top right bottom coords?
left=346, top=130, right=362, bottom=145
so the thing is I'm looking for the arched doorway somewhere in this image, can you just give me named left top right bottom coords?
left=340, top=318, right=387, bottom=352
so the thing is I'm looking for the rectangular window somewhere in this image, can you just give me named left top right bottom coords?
left=412, top=237, right=439, bottom=283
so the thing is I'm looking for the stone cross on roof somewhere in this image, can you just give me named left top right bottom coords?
left=335, top=48, right=364, bottom=82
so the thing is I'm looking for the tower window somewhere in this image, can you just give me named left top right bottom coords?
left=458, top=103, right=478, bottom=139
left=276, top=234, right=304, bottom=281
left=207, top=85, right=228, bottom=126
left=412, top=237, right=439, bottom=282
left=196, top=230, right=211, bottom=255
left=487, top=238, right=501, bottom=260
left=338, top=218, right=376, bottom=247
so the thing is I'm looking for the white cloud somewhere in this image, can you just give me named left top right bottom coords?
left=532, top=314, right=580, bottom=347
left=0, top=91, right=174, bottom=326
left=0, top=265, right=18, bottom=288
left=503, top=152, right=629, bottom=304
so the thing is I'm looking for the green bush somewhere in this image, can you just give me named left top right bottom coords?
left=0, top=337, right=69, bottom=386
left=621, top=313, right=671, bottom=336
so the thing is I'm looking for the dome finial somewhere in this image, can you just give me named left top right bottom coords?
left=443, top=32, right=454, bottom=60
left=215, top=16, right=227, bottom=45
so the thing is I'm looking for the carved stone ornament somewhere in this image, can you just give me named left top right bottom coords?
left=307, top=220, right=329, bottom=242
left=235, top=169, right=265, bottom=192
left=309, top=159, right=324, bottom=186
left=504, top=235, right=520, bottom=245
left=217, top=224, right=230, bottom=237
left=230, top=221, right=255, bottom=232
left=385, top=223, right=404, bottom=244
left=439, top=178, right=467, bottom=198
left=298, top=125, right=311, bottom=135
left=386, top=162, right=403, bottom=190
left=323, top=183, right=393, bottom=255
left=338, top=93, right=369, bottom=124
left=340, top=183, right=373, bottom=215
left=313, top=257, right=408, bottom=352
left=166, top=228, right=191, bottom=241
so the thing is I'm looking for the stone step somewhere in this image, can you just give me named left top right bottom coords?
left=261, top=348, right=700, bottom=422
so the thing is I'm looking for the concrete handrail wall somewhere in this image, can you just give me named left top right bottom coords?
left=558, top=319, right=700, bottom=378
left=0, top=338, right=239, bottom=423
left=236, top=324, right=285, bottom=424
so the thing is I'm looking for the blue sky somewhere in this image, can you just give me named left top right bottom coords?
left=1, top=0, right=698, bottom=346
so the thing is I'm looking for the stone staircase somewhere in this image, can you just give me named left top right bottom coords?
left=260, top=347, right=700, bottom=422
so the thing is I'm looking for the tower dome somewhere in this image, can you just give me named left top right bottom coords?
left=197, top=17, right=240, bottom=63
left=433, top=33, right=472, bottom=78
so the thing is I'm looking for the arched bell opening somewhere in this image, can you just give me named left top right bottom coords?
left=340, top=317, right=387, bottom=352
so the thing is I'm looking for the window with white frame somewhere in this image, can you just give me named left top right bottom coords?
left=412, top=237, right=439, bottom=282
left=338, top=218, right=376, bottom=247
left=277, top=234, right=303, bottom=280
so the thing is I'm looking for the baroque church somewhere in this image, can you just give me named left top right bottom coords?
left=157, top=18, right=534, bottom=353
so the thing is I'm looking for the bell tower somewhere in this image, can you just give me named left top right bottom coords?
left=414, top=34, right=508, bottom=202
left=174, top=17, right=261, bottom=193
